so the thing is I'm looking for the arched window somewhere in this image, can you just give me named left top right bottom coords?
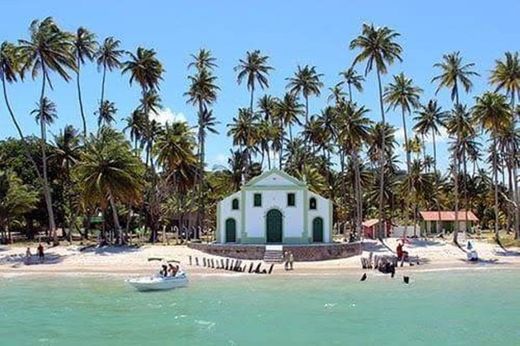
left=232, top=198, right=239, bottom=210
left=309, top=197, right=317, bottom=210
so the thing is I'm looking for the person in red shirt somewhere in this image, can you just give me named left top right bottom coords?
left=396, top=241, right=408, bottom=261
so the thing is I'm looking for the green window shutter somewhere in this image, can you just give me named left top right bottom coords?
left=232, top=198, right=239, bottom=210
left=287, top=193, right=295, bottom=206
left=254, top=193, right=262, bottom=207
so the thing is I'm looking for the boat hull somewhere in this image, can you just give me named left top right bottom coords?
left=127, top=274, right=188, bottom=292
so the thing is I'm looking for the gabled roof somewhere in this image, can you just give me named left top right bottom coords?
left=362, top=219, right=381, bottom=227
left=244, top=169, right=306, bottom=187
left=419, top=211, right=478, bottom=221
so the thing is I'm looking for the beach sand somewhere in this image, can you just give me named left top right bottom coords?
left=1, top=238, right=519, bottom=278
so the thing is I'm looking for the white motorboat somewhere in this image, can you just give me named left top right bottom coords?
left=127, top=272, right=188, bottom=292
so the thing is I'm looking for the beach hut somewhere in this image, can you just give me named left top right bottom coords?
left=362, top=219, right=391, bottom=239
left=419, top=211, right=478, bottom=234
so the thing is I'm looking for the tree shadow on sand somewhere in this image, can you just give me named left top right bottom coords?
left=1, top=252, right=67, bottom=267
left=80, top=245, right=141, bottom=256
left=362, top=242, right=389, bottom=253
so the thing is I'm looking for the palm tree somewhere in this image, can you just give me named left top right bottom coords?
left=31, top=97, right=58, bottom=242
left=327, top=83, right=347, bottom=105
left=384, top=72, right=422, bottom=235
left=432, top=52, right=479, bottom=240
left=96, top=37, right=123, bottom=115
left=337, top=101, right=372, bottom=235
left=73, top=27, right=97, bottom=137
left=0, top=41, right=42, bottom=180
left=490, top=51, right=520, bottom=237
left=52, top=125, right=81, bottom=240
left=340, top=67, right=364, bottom=102
left=155, top=121, right=197, bottom=173
left=414, top=100, right=448, bottom=232
left=234, top=50, right=273, bottom=113
left=432, top=51, right=479, bottom=105
left=275, top=93, right=303, bottom=168
left=188, top=48, right=217, bottom=71
left=228, top=108, right=258, bottom=154
left=96, top=100, right=117, bottom=128
left=75, top=128, right=145, bottom=245
left=0, top=171, right=39, bottom=243
left=124, top=109, right=146, bottom=151
left=286, top=65, right=324, bottom=126
left=350, top=23, right=403, bottom=237
left=185, top=51, right=219, bottom=233
left=18, top=17, right=77, bottom=243
left=446, top=104, right=474, bottom=243
left=122, top=47, right=165, bottom=170
left=473, top=92, right=512, bottom=240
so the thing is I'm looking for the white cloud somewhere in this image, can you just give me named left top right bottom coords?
left=394, top=126, right=450, bottom=144
left=150, top=107, right=187, bottom=125
left=208, top=153, right=228, bottom=170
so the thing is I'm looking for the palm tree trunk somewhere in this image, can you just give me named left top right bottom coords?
left=100, top=64, right=107, bottom=119
left=250, top=86, right=255, bottom=115
left=279, top=124, right=285, bottom=169
left=462, top=149, right=469, bottom=233
left=432, top=130, right=442, bottom=234
left=453, top=138, right=460, bottom=244
left=197, top=102, right=205, bottom=239
left=401, top=107, right=411, bottom=238
left=514, top=160, right=520, bottom=239
left=40, top=66, right=58, bottom=245
left=109, top=192, right=122, bottom=245
left=266, top=147, right=271, bottom=170
left=376, top=68, right=386, bottom=239
left=2, top=74, right=43, bottom=181
left=453, top=89, right=460, bottom=244
left=76, top=56, right=87, bottom=138
left=492, top=136, right=499, bottom=239
left=353, top=150, right=363, bottom=237
left=507, top=163, right=513, bottom=233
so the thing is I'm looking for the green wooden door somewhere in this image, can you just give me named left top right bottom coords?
left=225, top=218, right=236, bottom=243
left=312, top=217, right=323, bottom=242
left=266, top=209, right=283, bottom=243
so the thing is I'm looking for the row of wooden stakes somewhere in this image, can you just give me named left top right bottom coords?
left=188, top=256, right=275, bottom=274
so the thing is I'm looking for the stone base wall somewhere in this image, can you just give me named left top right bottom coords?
left=188, top=242, right=361, bottom=261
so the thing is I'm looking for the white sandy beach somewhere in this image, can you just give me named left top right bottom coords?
left=1, top=238, right=519, bottom=278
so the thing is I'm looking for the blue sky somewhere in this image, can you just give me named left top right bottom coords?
left=1, top=0, right=519, bottom=171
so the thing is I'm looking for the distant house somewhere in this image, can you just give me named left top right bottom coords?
left=419, top=211, right=478, bottom=234
left=362, top=219, right=391, bottom=239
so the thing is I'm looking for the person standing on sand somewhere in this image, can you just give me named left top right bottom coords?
left=284, top=251, right=289, bottom=270
left=37, top=244, right=44, bottom=263
left=289, top=252, right=294, bottom=270
left=25, top=247, right=32, bottom=265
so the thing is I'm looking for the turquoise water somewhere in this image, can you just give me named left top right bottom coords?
left=1, top=270, right=519, bottom=345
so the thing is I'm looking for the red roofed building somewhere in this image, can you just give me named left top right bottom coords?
left=362, top=219, right=391, bottom=239
left=419, top=210, right=478, bottom=234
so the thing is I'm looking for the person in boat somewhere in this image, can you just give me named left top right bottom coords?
left=37, top=243, right=44, bottom=263
left=160, top=265, right=168, bottom=277
left=396, top=241, right=408, bottom=262
left=168, top=264, right=178, bottom=277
